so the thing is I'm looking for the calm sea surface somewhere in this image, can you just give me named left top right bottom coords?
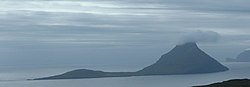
left=0, top=62, right=249, bottom=87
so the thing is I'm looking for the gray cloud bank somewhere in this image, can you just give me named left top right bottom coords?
left=0, top=0, right=250, bottom=67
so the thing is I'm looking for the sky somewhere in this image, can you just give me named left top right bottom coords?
left=0, top=0, right=250, bottom=67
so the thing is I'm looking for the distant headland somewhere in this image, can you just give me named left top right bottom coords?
left=227, top=50, right=250, bottom=62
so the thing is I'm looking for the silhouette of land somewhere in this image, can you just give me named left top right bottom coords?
left=227, top=50, right=250, bottom=62
left=194, top=79, right=250, bottom=87
left=35, top=42, right=228, bottom=80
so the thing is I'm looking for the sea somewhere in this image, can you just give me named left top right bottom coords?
left=0, top=62, right=249, bottom=87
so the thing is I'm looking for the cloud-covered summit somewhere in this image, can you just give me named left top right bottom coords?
left=179, top=30, right=220, bottom=45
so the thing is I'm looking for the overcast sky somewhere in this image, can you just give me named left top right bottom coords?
left=0, top=0, right=250, bottom=67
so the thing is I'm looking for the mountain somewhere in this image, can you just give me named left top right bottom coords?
left=194, top=79, right=250, bottom=87
left=34, top=42, right=228, bottom=80
left=137, top=42, right=229, bottom=75
left=227, top=50, right=250, bottom=62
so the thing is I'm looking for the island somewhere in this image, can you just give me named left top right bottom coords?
left=227, top=50, right=250, bottom=62
left=34, top=42, right=229, bottom=80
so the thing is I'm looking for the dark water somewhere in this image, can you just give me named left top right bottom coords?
left=0, top=62, right=249, bottom=87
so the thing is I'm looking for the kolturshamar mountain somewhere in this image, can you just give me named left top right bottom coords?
left=35, top=42, right=228, bottom=80
left=137, top=42, right=228, bottom=75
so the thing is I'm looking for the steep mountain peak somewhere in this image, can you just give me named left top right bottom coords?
left=138, top=42, right=228, bottom=75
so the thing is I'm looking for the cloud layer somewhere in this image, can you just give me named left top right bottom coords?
left=0, top=0, right=250, bottom=66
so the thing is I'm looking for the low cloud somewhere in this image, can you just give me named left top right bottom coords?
left=179, top=30, right=221, bottom=45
